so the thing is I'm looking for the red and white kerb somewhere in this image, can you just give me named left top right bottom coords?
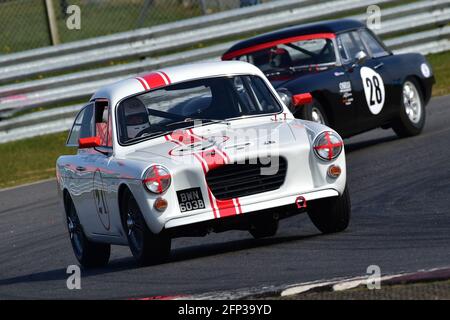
left=136, top=71, right=171, bottom=91
left=165, top=129, right=243, bottom=218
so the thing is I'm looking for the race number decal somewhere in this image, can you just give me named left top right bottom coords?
left=360, top=67, right=385, bottom=115
left=93, top=169, right=110, bottom=230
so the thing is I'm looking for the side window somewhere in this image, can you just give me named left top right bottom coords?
left=232, top=76, right=278, bottom=114
left=359, top=29, right=389, bottom=58
left=251, top=77, right=279, bottom=112
left=66, top=104, right=94, bottom=146
left=94, top=100, right=112, bottom=147
left=337, top=32, right=365, bottom=64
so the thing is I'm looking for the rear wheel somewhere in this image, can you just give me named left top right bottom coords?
left=307, top=186, right=351, bottom=234
left=65, top=195, right=110, bottom=268
left=121, top=190, right=171, bottom=266
left=249, top=215, right=279, bottom=239
left=295, top=98, right=329, bottom=126
left=392, top=79, right=425, bottom=137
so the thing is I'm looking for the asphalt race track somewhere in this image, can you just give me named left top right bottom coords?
left=1, top=96, right=449, bottom=299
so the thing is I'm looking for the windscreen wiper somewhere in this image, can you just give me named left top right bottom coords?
left=126, top=130, right=169, bottom=143
left=166, top=117, right=230, bottom=127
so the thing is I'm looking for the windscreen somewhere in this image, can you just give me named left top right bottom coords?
left=237, top=38, right=336, bottom=73
left=116, top=75, right=281, bottom=144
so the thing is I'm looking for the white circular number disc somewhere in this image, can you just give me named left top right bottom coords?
left=360, top=66, right=385, bottom=115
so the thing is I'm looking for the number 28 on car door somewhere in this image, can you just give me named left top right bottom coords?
left=360, top=66, right=385, bottom=115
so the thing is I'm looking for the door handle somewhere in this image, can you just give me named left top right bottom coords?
left=76, top=166, right=86, bottom=172
left=374, top=62, right=384, bottom=70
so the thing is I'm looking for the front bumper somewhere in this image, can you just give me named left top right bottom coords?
left=164, top=187, right=339, bottom=229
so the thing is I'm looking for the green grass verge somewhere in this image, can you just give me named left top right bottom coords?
left=0, top=0, right=203, bottom=54
left=0, top=131, right=74, bottom=189
left=427, top=51, right=450, bottom=97
left=0, top=49, right=448, bottom=190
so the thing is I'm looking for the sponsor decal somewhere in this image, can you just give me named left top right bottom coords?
left=339, top=81, right=351, bottom=92
left=339, top=81, right=353, bottom=106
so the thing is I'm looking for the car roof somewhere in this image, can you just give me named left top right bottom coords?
left=91, top=61, right=264, bottom=105
left=222, top=19, right=365, bottom=59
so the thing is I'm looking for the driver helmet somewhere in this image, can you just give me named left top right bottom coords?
left=123, top=97, right=150, bottom=138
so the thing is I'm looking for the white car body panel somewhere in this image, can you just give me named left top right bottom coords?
left=56, top=61, right=347, bottom=245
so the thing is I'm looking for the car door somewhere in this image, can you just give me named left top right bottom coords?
left=336, top=30, right=392, bottom=133
left=89, top=99, right=119, bottom=236
left=66, top=103, right=100, bottom=235
left=358, top=28, right=399, bottom=125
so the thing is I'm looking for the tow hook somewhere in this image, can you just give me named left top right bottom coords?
left=296, top=196, right=307, bottom=209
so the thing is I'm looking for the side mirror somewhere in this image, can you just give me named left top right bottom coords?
left=292, top=93, right=313, bottom=107
left=353, top=50, right=367, bottom=66
left=276, top=89, right=293, bottom=109
left=78, top=136, right=100, bottom=149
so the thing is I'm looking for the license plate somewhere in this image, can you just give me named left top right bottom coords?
left=176, top=187, right=205, bottom=213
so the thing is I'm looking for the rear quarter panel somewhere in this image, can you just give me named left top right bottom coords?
left=384, top=53, right=435, bottom=106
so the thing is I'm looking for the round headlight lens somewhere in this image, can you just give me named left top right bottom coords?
left=143, top=165, right=171, bottom=194
left=313, top=131, right=343, bottom=161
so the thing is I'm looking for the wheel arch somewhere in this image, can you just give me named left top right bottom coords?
left=62, top=188, right=72, bottom=214
left=405, top=74, right=428, bottom=103
left=311, top=90, right=336, bottom=127
left=118, top=183, right=132, bottom=215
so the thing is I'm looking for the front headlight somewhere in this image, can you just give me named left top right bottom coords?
left=313, top=131, right=343, bottom=161
left=143, top=165, right=171, bottom=194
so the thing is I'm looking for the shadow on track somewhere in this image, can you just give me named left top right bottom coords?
left=344, top=135, right=398, bottom=153
left=0, top=232, right=322, bottom=286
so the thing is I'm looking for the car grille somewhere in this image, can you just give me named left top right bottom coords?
left=206, top=158, right=287, bottom=200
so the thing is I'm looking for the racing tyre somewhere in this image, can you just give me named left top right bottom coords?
left=121, top=190, right=171, bottom=266
left=392, top=78, right=425, bottom=137
left=249, top=215, right=279, bottom=239
left=65, top=195, right=110, bottom=268
left=307, top=186, right=351, bottom=234
left=295, top=98, right=329, bottom=126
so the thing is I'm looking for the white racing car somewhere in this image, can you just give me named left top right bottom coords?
left=56, top=61, right=351, bottom=268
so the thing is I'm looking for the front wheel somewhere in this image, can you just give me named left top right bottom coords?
left=295, top=98, right=329, bottom=126
left=392, top=79, right=425, bottom=137
left=65, top=195, right=110, bottom=268
left=307, top=187, right=351, bottom=234
left=121, top=191, right=171, bottom=266
left=249, top=215, right=279, bottom=239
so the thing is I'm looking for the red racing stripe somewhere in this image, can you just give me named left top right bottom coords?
left=165, top=132, right=218, bottom=218
left=235, top=198, right=243, bottom=214
left=187, top=129, right=241, bottom=217
left=199, top=149, right=226, bottom=171
left=215, top=199, right=239, bottom=218
left=159, top=71, right=171, bottom=84
left=166, top=129, right=242, bottom=218
left=142, top=73, right=166, bottom=88
left=136, top=71, right=171, bottom=91
left=171, top=129, right=201, bottom=144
